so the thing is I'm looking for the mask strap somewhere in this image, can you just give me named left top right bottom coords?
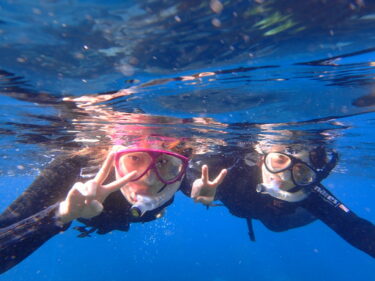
left=316, top=152, right=338, bottom=181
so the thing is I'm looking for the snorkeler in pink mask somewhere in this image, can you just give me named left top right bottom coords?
left=0, top=136, right=227, bottom=274
left=58, top=137, right=227, bottom=223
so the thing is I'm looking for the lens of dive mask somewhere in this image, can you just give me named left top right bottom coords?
left=291, top=163, right=316, bottom=185
left=115, top=148, right=189, bottom=185
left=264, top=152, right=291, bottom=173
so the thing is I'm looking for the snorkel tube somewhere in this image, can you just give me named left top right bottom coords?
left=256, top=181, right=310, bottom=202
left=130, top=181, right=181, bottom=217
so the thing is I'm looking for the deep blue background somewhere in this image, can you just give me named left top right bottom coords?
left=1, top=0, right=375, bottom=280
left=1, top=116, right=375, bottom=281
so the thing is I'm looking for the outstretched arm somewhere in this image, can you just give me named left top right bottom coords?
left=302, top=188, right=375, bottom=258
left=57, top=151, right=137, bottom=223
left=0, top=150, right=138, bottom=274
left=0, top=154, right=88, bottom=228
left=0, top=203, right=70, bottom=274
left=0, top=153, right=88, bottom=274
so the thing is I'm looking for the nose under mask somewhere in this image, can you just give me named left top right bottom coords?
left=261, top=165, right=295, bottom=191
left=139, top=169, right=162, bottom=186
left=258, top=164, right=310, bottom=202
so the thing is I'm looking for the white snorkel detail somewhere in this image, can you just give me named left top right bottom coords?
left=130, top=180, right=181, bottom=217
left=256, top=180, right=310, bottom=202
left=258, top=160, right=310, bottom=202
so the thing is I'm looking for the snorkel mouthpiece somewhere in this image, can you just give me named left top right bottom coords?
left=130, top=194, right=156, bottom=217
left=129, top=181, right=181, bottom=217
left=256, top=179, right=283, bottom=196
left=130, top=206, right=142, bottom=217
left=256, top=180, right=310, bottom=202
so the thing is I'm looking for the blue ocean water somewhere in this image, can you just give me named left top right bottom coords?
left=1, top=0, right=375, bottom=280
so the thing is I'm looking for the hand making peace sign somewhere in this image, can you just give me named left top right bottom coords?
left=58, top=151, right=138, bottom=223
left=190, top=165, right=227, bottom=206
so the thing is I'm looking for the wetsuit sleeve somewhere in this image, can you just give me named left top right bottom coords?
left=180, top=163, right=201, bottom=197
left=0, top=154, right=89, bottom=227
left=301, top=190, right=375, bottom=258
left=0, top=203, right=71, bottom=274
left=179, top=177, right=192, bottom=197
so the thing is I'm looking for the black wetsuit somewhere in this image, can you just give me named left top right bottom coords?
left=1, top=150, right=374, bottom=274
left=182, top=151, right=375, bottom=258
left=0, top=154, right=172, bottom=274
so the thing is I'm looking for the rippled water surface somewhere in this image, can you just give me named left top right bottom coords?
left=1, top=0, right=375, bottom=280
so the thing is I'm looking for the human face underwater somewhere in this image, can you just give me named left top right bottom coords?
left=258, top=149, right=338, bottom=202
left=114, top=147, right=189, bottom=216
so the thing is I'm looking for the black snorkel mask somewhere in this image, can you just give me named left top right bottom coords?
left=257, top=149, right=338, bottom=202
left=263, top=150, right=338, bottom=191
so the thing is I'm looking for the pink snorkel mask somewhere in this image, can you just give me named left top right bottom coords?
left=107, top=120, right=191, bottom=217
left=114, top=146, right=189, bottom=217
left=114, top=148, right=189, bottom=185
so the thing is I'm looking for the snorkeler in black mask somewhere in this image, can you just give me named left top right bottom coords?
left=182, top=145, right=375, bottom=258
